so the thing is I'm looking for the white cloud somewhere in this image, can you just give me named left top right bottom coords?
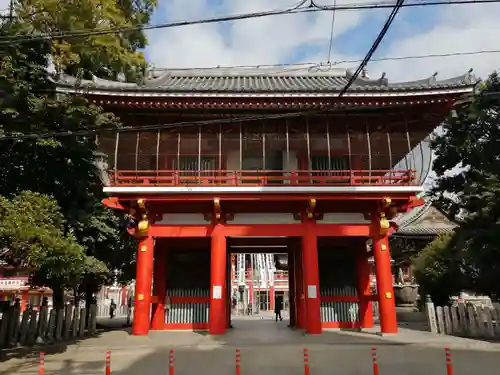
left=147, top=0, right=372, bottom=69
left=368, top=2, right=500, bottom=81
left=146, top=0, right=500, bottom=82
left=0, top=0, right=11, bottom=15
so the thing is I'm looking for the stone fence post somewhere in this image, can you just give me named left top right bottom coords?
left=424, top=294, right=438, bottom=333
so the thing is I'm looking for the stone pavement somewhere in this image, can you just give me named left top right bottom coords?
left=1, top=315, right=500, bottom=375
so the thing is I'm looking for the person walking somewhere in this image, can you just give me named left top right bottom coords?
left=274, top=295, right=283, bottom=321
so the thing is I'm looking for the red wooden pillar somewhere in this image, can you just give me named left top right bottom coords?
left=132, top=236, right=154, bottom=336
left=21, top=291, right=28, bottom=313
left=151, top=246, right=167, bottom=330
left=373, top=235, right=397, bottom=333
left=209, top=224, right=227, bottom=335
left=248, top=267, right=253, bottom=306
left=120, top=285, right=127, bottom=306
left=356, top=246, right=374, bottom=328
left=295, top=243, right=306, bottom=329
left=226, top=249, right=232, bottom=329
left=302, top=219, right=322, bottom=334
left=287, top=248, right=296, bottom=327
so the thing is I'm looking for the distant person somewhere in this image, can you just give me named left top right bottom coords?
left=109, top=298, right=116, bottom=319
left=232, top=296, right=237, bottom=310
left=126, top=295, right=133, bottom=325
left=274, top=295, right=283, bottom=322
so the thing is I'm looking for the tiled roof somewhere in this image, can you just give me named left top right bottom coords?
left=393, top=197, right=457, bottom=237
left=54, top=67, right=476, bottom=94
left=394, top=223, right=456, bottom=236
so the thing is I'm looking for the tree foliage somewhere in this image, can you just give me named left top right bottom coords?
left=14, top=0, right=156, bottom=80
left=0, top=19, right=136, bottom=303
left=413, top=234, right=465, bottom=305
left=428, top=72, right=500, bottom=300
left=0, top=192, right=85, bottom=292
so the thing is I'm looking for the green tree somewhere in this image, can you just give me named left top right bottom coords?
left=0, top=21, right=136, bottom=305
left=0, top=191, right=85, bottom=307
left=429, top=72, right=500, bottom=300
left=14, top=0, right=156, bottom=79
left=413, top=234, right=465, bottom=305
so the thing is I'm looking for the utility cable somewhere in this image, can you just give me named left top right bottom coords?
left=338, top=0, right=406, bottom=97
left=326, top=0, right=338, bottom=63
left=0, top=101, right=408, bottom=142
left=149, top=48, right=500, bottom=72
left=0, top=0, right=498, bottom=45
left=0, top=46, right=491, bottom=142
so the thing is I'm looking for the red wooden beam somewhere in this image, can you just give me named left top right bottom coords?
left=149, top=224, right=371, bottom=238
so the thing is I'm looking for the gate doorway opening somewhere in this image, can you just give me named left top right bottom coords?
left=228, top=236, right=292, bottom=330
left=151, top=235, right=374, bottom=335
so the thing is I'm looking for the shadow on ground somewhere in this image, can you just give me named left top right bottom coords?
left=0, top=317, right=130, bottom=363
left=20, top=340, right=498, bottom=375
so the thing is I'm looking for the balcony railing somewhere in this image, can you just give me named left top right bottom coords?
left=109, top=169, right=416, bottom=187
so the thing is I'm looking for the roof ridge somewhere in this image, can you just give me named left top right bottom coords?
left=53, top=70, right=476, bottom=94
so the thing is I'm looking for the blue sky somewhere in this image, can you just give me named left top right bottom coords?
left=144, top=0, right=499, bottom=81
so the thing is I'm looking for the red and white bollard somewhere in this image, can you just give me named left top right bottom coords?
left=303, top=348, right=310, bottom=375
left=445, top=348, right=453, bottom=375
left=105, top=351, right=111, bottom=375
left=39, top=352, right=45, bottom=375
left=235, top=348, right=241, bottom=375
left=169, top=349, right=175, bottom=375
left=371, top=347, right=379, bottom=375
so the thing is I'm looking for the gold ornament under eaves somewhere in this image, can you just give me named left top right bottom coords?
left=137, top=218, right=149, bottom=237
left=379, top=213, right=390, bottom=236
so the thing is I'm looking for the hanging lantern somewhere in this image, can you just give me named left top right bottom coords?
left=93, top=151, right=110, bottom=186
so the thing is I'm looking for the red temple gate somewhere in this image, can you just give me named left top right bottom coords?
left=54, top=67, right=475, bottom=336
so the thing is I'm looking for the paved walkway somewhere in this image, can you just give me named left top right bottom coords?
left=1, top=316, right=500, bottom=375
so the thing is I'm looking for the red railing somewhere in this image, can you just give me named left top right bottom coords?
left=234, top=270, right=289, bottom=282
left=109, top=169, right=416, bottom=187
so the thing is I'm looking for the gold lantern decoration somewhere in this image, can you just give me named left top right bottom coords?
left=136, top=214, right=149, bottom=237
left=381, top=197, right=392, bottom=208
left=379, top=212, right=390, bottom=236
left=137, top=199, right=146, bottom=209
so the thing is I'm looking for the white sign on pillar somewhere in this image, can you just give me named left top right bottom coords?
left=213, top=285, right=222, bottom=299
left=307, top=285, right=317, bottom=299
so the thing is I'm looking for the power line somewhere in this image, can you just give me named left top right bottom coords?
left=0, top=46, right=490, bottom=142
left=338, top=49, right=500, bottom=64
left=339, top=0, right=406, bottom=96
left=0, top=0, right=486, bottom=142
left=0, top=0, right=419, bottom=142
left=326, top=0, right=338, bottom=63
left=0, top=108, right=337, bottom=142
left=0, top=0, right=498, bottom=45
left=148, top=48, right=500, bottom=72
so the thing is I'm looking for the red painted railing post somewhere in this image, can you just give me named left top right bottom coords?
left=39, top=352, right=45, bottom=375
left=105, top=351, right=111, bottom=375
left=169, top=349, right=175, bottom=375
left=445, top=348, right=453, bottom=375
left=303, top=348, right=310, bottom=375
left=371, top=347, right=379, bottom=375
left=235, top=348, right=241, bottom=375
